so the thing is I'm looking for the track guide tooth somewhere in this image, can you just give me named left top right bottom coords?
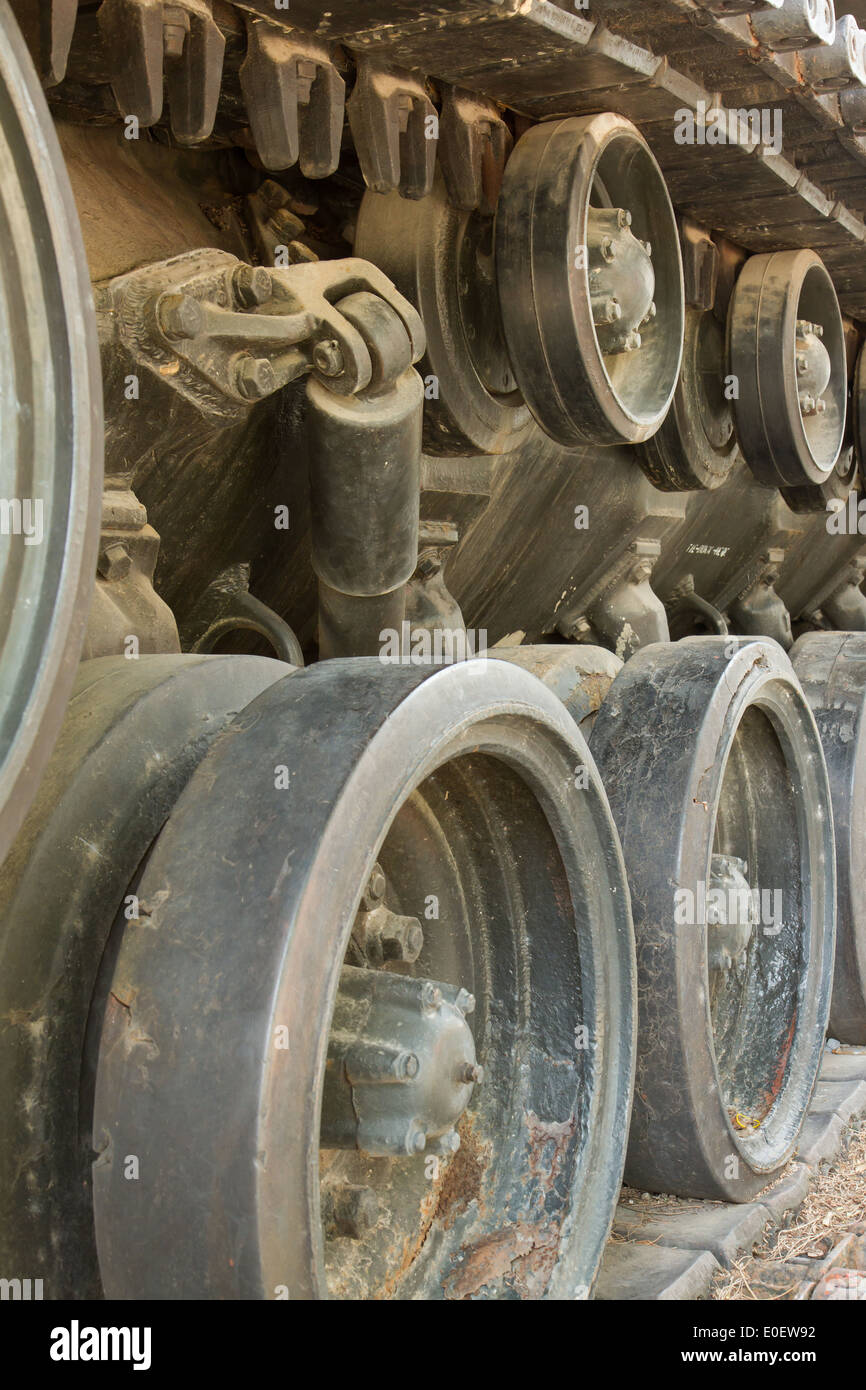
left=347, top=57, right=437, bottom=201
left=97, top=0, right=165, bottom=127
left=10, top=0, right=80, bottom=87
left=438, top=85, right=511, bottom=214
left=163, top=0, right=224, bottom=143
left=240, top=16, right=345, bottom=178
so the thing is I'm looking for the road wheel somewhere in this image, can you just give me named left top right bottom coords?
left=92, top=657, right=636, bottom=1299
left=0, top=3, right=103, bottom=861
left=792, top=631, right=866, bottom=1042
left=0, top=654, right=291, bottom=1297
left=591, top=637, right=835, bottom=1200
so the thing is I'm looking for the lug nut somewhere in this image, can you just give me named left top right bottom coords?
left=313, top=339, right=345, bottom=377
left=624, top=331, right=642, bottom=352
left=157, top=293, right=203, bottom=342
left=235, top=356, right=277, bottom=401
left=796, top=353, right=808, bottom=375
left=232, top=264, right=273, bottom=308
left=600, top=235, right=616, bottom=262
left=456, top=1062, right=484, bottom=1085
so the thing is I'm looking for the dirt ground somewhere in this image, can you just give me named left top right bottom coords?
left=714, top=1120, right=866, bottom=1300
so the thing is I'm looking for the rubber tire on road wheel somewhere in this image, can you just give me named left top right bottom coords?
left=92, top=658, right=636, bottom=1300
left=792, top=632, right=866, bottom=1042
left=591, top=637, right=835, bottom=1200
left=0, top=654, right=291, bottom=1298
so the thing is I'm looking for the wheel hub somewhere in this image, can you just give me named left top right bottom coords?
left=707, top=854, right=758, bottom=972
left=322, top=966, right=480, bottom=1158
left=588, top=206, right=655, bottom=355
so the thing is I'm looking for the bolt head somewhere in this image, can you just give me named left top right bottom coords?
left=396, top=1051, right=420, bottom=1080
left=157, top=293, right=203, bottom=342
left=416, top=552, right=442, bottom=580
left=408, top=1129, right=427, bottom=1155
left=457, top=1062, right=483, bottom=1085
left=362, top=865, right=387, bottom=909
left=97, top=542, right=132, bottom=582
left=236, top=356, right=276, bottom=401
left=233, top=264, right=273, bottom=308
left=380, top=917, right=424, bottom=964
left=313, top=339, right=345, bottom=378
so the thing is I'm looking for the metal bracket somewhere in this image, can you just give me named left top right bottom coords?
left=181, top=563, right=303, bottom=665
left=98, top=249, right=425, bottom=419
left=347, top=56, right=438, bottom=200
left=239, top=16, right=345, bottom=178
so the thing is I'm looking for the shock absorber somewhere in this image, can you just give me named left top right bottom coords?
left=306, top=291, right=425, bottom=658
left=95, top=248, right=426, bottom=660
